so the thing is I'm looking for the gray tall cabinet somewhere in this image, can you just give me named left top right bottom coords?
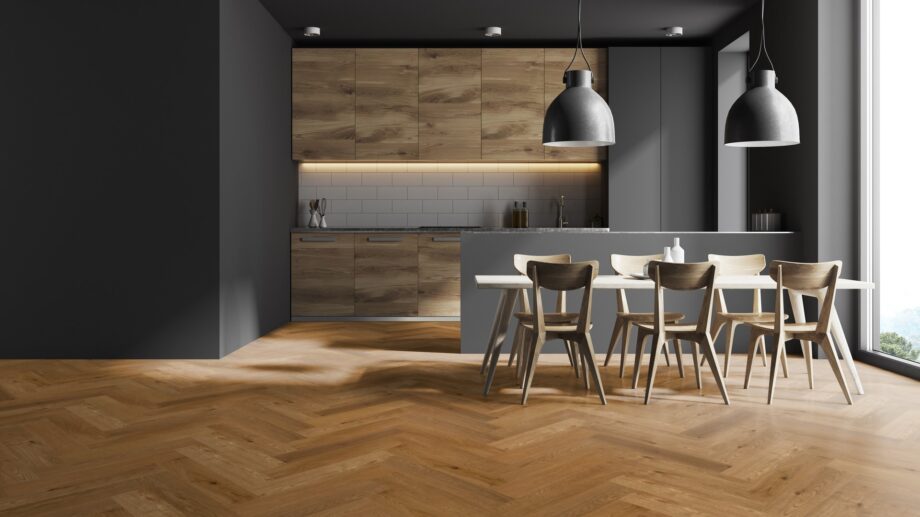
left=608, top=47, right=713, bottom=231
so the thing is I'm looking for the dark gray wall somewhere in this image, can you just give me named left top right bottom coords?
left=0, top=1, right=221, bottom=358
left=717, top=50, right=749, bottom=231
left=608, top=47, right=712, bottom=232
left=219, top=0, right=296, bottom=357
left=460, top=232, right=803, bottom=355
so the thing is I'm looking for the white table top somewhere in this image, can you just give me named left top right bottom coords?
left=475, top=274, right=875, bottom=290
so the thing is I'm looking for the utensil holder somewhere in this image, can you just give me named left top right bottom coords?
left=308, top=210, right=319, bottom=228
left=319, top=215, right=327, bottom=228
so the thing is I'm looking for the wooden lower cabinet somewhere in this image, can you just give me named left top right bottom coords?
left=418, top=233, right=461, bottom=316
left=355, top=234, right=419, bottom=316
left=291, top=233, right=355, bottom=316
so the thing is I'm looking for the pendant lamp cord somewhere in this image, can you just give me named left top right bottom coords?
left=563, top=0, right=594, bottom=83
left=749, top=0, right=776, bottom=73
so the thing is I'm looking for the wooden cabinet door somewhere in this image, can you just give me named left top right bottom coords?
left=418, top=233, right=461, bottom=317
left=292, top=49, right=356, bottom=160
left=419, top=49, right=481, bottom=160
left=544, top=48, right=608, bottom=162
left=356, top=49, right=419, bottom=160
left=355, top=234, right=418, bottom=316
left=481, top=49, right=545, bottom=161
left=291, top=234, right=355, bottom=316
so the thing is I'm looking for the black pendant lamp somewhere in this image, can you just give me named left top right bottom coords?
left=543, top=0, right=615, bottom=148
left=724, top=0, right=800, bottom=147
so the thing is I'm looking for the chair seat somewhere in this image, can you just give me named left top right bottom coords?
left=617, top=311, right=685, bottom=323
left=635, top=323, right=698, bottom=333
left=749, top=321, right=818, bottom=332
left=521, top=322, right=593, bottom=333
left=514, top=312, right=580, bottom=324
left=717, top=311, right=786, bottom=323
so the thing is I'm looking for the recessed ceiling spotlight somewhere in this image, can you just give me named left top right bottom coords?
left=484, top=26, right=502, bottom=38
left=304, top=26, right=321, bottom=37
left=665, top=26, right=684, bottom=38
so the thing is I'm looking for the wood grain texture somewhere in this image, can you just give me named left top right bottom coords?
left=292, top=49, right=356, bottom=160
left=355, top=234, right=419, bottom=316
left=291, top=234, right=355, bottom=316
left=356, top=49, right=419, bottom=160
left=418, top=233, right=460, bottom=317
left=419, top=48, right=482, bottom=160
left=2, top=322, right=919, bottom=515
left=544, top=48, right=608, bottom=162
left=481, top=49, right=544, bottom=160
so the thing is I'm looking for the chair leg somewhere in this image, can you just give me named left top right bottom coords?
left=662, top=340, right=671, bottom=367
left=722, top=321, right=738, bottom=378
left=673, top=339, right=684, bottom=378
left=562, top=339, right=574, bottom=368
left=631, top=329, right=650, bottom=390
left=820, top=336, right=853, bottom=405
left=744, top=331, right=760, bottom=390
left=508, top=324, right=524, bottom=368
left=521, top=334, right=546, bottom=405
left=701, top=335, right=730, bottom=405
left=690, top=341, right=702, bottom=390
left=619, top=321, right=633, bottom=379
left=767, top=336, right=783, bottom=405
left=483, top=329, right=508, bottom=396
left=581, top=341, right=591, bottom=391
left=701, top=321, right=725, bottom=368
left=604, top=318, right=624, bottom=367
left=518, top=328, right=532, bottom=388
left=571, top=341, right=581, bottom=378
left=582, top=333, right=607, bottom=405
left=757, top=335, right=768, bottom=366
left=779, top=341, right=789, bottom=378
left=801, top=339, right=814, bottom=389
left=643, top=335, right=666, bottom=405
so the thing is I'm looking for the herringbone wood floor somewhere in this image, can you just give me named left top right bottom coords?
left=1, top=322, right=919, bottom=516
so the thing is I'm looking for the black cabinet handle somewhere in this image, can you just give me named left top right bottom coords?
left=367, top=236, right=403, bottom=243
left=299, top=236, right=336, bottom=243
left=432, top=236, right=461, bottom=242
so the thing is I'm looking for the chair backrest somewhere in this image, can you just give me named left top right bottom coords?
left=526, top=260, right=599, bottom=334
left=647, top=261, right=718, bottom=334
left=514, top=254, right=572, bottom=275
left=769, top=260, right=841, bottom=335
left=610, top=253, right=663, bottom=276
left=514, top=254, right=572, bottom=314
left=708, top=254, right=766, bottom=313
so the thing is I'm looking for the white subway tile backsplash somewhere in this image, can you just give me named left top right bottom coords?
left=423, top=200, right=453, bottom=213
left=438, top=213, right=469, bottom=226
left=347, top=186, right=377, bottom=199
left=362, top=199, right=392, bottom=212
left=317, top=186, right=347, bottom=200
left=407, top=213, right=439, bottom=227
left=377, top=186, right=408, bottom=200
left=392, top=200, right=422, bottom=213
left=452, top=199, right=483, bottom=213
left=437, top=187, right=468, bottom=200
left=468, top=186, right=499, bottom=200
left=408, top=186, right=438, bottom=199
left=300, top=164, right=601, bottom=228
left=422, top=172, right=453, bottom=186
left=331, top=172, right=363, bottom=186
left=377, top=213, right=408, bottom=227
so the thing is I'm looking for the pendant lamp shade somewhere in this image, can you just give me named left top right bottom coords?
left=724, top=70, right=799, bottom=147
left=543, top=70, right=615, bottom=147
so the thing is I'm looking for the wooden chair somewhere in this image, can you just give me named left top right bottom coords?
left=743, top=261, right=852, bottom=405
left=632, top=261, right=730, bottom=405
left=706, top=254, right=785, bottom=378
left=604, top=254, right=686, bottom=379
left=520, top=260, right=605, bottom=405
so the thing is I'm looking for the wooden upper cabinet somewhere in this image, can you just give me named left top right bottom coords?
left=544, top=48, right=608, bottom=162
left=356, top=49, right=419, bottom=160
left=419, top=49, right=482, bottom=160
left=292, top=49, right=356, bottom=160
left=481, top=49, right=545, bottom=161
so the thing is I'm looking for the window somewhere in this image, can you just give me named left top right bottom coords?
left=867, top=0, right=920, bottom=366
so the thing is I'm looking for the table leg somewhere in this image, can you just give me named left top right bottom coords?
left=788, top=291, right=814, bottom=389
left=481, top=289, right=512, bottom=374
left=482, top=289, right=518, bottom=396
left=815, top=289, right=865, bottom=396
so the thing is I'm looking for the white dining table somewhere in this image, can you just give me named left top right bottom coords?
left=476, top=274, right=874, bottom=396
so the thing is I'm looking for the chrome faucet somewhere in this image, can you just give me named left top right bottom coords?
left=556, top=195, right=568, bottom=228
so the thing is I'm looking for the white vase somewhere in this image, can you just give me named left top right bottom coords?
left=308, top=210, right=319, bottom=228
left=319, top=215, right=328, bottom=228
left=663, top=246, right=674, bottom=263
left=671, top=237, right=685, bottom=263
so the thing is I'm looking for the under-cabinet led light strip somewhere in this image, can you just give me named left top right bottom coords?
left=298, top=162, right=602, bottom=173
